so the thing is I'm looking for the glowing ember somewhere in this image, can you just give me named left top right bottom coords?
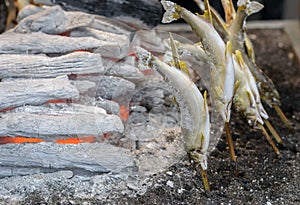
left=119, top=105, right=129, bottom=121
left=0, top=135, right=98, bottom=144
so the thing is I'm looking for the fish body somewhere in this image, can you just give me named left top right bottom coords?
left=229, top=0, right=280, bottom=107
left=161, top=1, right=235, bottom=123
left=136, top=47, right=210, bottom=170
left=233, top=51, right=263, bottom=125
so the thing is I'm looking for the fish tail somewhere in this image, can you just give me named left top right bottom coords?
left=135, top=47, right=154, bottom=71
left=161, top=1, right=180, bottom=23
left=237, top=0, right=264, bottom=16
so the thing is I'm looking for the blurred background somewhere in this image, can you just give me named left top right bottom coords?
left=172, top=0, right=299, bottom=21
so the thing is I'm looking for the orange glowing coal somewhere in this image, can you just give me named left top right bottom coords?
left=119, top=105, right=129, bottom=121
left=0, top=136, right=98, bottom=145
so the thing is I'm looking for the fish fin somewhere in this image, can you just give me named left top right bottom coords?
left=235, top=50, right=245, bottom=67
left=225, top=41, right=233, bottom=56
left=202, top=0, right=213, bottom=24
left=135, top=47, right=154, bottom=71
left=237, top=0, right=264, bottom=16
left=244, top=33, right=256, bottom=63
left=203, top=90, right=208, bottom=111
left=161, top=0, right=180, bottom=23
left=234, top=80, right=241, bottom=93
left=169, top=33, right=191, bottom=76
left=221, top=0, right=236, bottom=24
left=169, top=32, right=181, bottom=68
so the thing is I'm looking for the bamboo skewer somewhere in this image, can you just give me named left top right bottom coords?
left=200, top=168, right=210, bottom=191
left=258, top=124, right=280, bottom=155
left=274, top=105, right=292, bottom=129
left=264, top=119, right=282, bottom=143
left=225, top=122, right=237, bottom=162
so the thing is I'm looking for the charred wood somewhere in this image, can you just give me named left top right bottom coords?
left=33, top=0, right=163, bottom=28
left=11, top=103, right=107, bottom=115
left=104, top=57, right=145, bottom=83
left=0, top=110, right=124, bottom=138
left=0, top=76, right=79, bottom=111
left=16, top=4, right=44, bottom=22
left=0, top=52, right=104, bottom=79
left=14, top=5, right=94, bottom=34
left=0, top=142, right=135, bottom=178
left=95, top=76, right=135, bottom=105
left=95, top=97, right=120, bottom=116
left=0, top=31, right=129, bottom=58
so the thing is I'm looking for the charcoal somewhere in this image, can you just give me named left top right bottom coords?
left=89, top=15, right=135, bottom=37
left=95, top=97, right=120, bottom=115
left=0, top=111, right=124, bottom=139
left=70, top=27, right=130, bottom=45
left=105, top=63, right=145, bottom=83
left=70, top=80, right=96, bottom=94
left=0, top=76, right=79, bottom=111
left=15, top=5, right=94, bottom=34
left=0, top=31, right=129, bottom=58
left=33, top=0, right=163, bottom=28
left=0, top=142, right=135, bottom=178
left=0, top=52, right=104, bottom=79
left=16, top=4, right=44, bottom=22
left=130, top=105, right=147, bottom=112
left=11, top=103, right=107, bottom=115
left=95, top=76, right=135, bottom=104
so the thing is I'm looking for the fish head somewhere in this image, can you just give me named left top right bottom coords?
left=188, top=148, right=208, bottom=170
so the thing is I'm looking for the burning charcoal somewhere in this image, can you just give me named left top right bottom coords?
left=70, top=27, right=130, bottom=46
left=0, top=52, right=104, bottom=79
left=0, top=111, right=124, bottom=139
left=16, top=4, right=44, bottom=22
left=15, top=5, right=94, bottom=34
left=70, top=80, right=96, bottom=94
left=0, top=32, right=129, bottom=58
left=105, top=64, right=145, bottom=84
left=12, top=103, right=107, bottom=115
left=95, top=97, right=120, bottom=116
left=0, top=76, right=79, bottom=111
left=95, top=76, right=135, bottom=104
left=0, top=142, right=135, bottom=178
left=33, top=0, right=163, bottom=28
left=130, top=105, right=147, bottom=112
left=132, top=81, right=173, bottom=111
left=103, top=56, right=145, bottom=83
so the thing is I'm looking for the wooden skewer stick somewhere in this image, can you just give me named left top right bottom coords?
left=225, top=122, right=237, bottom=162
left=258, top=124, right=280, bottom=155
left=263, top=119, right=282, bottom=143
left=200, top=168, right=210, bottom=191
left=274, top=105, right=292, bottom=129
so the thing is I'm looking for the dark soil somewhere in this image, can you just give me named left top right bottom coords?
left=97, top=29, right=300, bottom=204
